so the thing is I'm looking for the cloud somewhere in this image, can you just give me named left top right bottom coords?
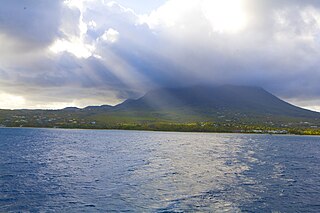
left=138, top=0, right=320, bottom=98
left=100, top=28, right=120, bottom=43
left=0, top=0, right=320, bottom=111
left=0, top=0, right=63, bottom=48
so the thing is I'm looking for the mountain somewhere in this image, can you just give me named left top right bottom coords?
left=62, top=107, right=80, bottom=111
left=114, top=85, right=319, bottom=119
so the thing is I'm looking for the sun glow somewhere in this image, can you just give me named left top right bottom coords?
left=49, top=38, right=94, bottom=58
left=0, top=93, right=26, bottom=109
left=202, top=0, right=247, bottom=33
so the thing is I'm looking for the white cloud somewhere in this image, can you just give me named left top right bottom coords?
left=202, top=0, right=248, bottom=33
left=140, top=0, right=199, bottom=29
left=49, top=38, right=94, bottom=58
left=88, top=20, right=97, bottom=29
left=140, top=0, right=248, bottom=33
left=100, top=28, right=120, bottom=43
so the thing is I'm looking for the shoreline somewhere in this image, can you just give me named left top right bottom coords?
left=1, top=126, right=319, bottom=136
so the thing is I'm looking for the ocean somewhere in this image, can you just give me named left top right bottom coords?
left=0, top=128, right=319, bottom=212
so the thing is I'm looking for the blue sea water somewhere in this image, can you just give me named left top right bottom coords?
left=0, top=128, right=319, bottom=212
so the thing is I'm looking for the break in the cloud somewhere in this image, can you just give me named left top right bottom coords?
left=0, top=0, right=320, bottom=111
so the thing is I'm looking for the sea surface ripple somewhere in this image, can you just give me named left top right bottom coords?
left=0, top=128, right=320, bottom=212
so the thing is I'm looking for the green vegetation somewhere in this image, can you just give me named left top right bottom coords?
left=0, top=109, right=319, bottom=135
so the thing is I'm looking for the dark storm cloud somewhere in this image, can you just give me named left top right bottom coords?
left=0, top=0, right=63, bottom=47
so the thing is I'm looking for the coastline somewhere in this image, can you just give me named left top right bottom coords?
left=1, top=126, right=319, bottom=136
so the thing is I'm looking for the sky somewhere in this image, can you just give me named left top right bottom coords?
left=0, top=0, right=320, bottom=111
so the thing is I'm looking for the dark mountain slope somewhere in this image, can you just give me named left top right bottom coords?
left=114, top=85, right=319, bottom=118
left=83, top=105, right=113, bottom=111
